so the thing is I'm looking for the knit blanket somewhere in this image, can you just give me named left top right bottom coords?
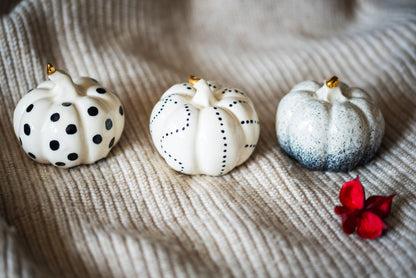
left=1, top=0, right=415, bottom=277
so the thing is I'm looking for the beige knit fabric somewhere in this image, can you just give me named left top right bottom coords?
left=1, top=0, right=416, bottom=277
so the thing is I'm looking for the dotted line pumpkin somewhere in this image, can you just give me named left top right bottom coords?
left=276, top=76, right=385, bottom=172
left=150, top=76, right=260, bottom=176
left=13, top=64, right=125, bottom=168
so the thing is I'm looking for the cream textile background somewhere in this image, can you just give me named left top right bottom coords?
left=1, top=0, right=416, bottom=277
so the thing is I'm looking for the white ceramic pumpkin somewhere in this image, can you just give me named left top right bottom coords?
left=276, top=76, right=385, bottom=172
left=13, top=64, right=125, bottom=168
left=149, top=76, right=260, bottom=176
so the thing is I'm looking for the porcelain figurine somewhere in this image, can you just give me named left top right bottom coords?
left=150, top=76, right=260, bottom=176
left=13, top=64, right=125, bottom=168
left=276, top=76, right=384, bottom=172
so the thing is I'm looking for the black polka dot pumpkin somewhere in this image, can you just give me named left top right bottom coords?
left=13, top=64, right=125, bottom=168
left=149, top=76, right=260, bottom=176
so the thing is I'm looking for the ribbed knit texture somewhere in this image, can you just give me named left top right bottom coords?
left=1, top=0, right=416, bottom=277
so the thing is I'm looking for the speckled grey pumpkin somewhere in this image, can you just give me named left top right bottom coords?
left=276, top=78, right=385, bottom=172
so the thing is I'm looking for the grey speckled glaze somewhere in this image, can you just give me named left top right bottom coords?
left=276, top=80, right=385, bottom=172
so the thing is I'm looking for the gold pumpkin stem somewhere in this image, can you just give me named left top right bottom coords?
left=46, top=63, right=56, bottom=76
left=326, top=76, right=339, bottom=88
left=189, top=75, right=201, bottom=86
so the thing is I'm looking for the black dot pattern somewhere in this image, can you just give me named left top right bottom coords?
left=50, top=140, right=60, bottom=150
left=50, top=113, right=60, bottom=122
left=214, top=107, right=227, bottom=175
left=88, top=106, right=99, bottom=116
left=159, top=104, right=190, bottom=172
left=24, top=124, right=30, bottom=135
left=244, top=144, right=257, bottom=148
left=151, top=85, right=255, bottom=175
left=240, top=120, right=259, bottom=149
left=222, top=88, right=245, bottom=95
left=105, top=119, right=113, bottom=130
left=228, top=99, right=248, bottom=108
left=26, top=104, right=34, bottom=112
left=96, top=88, right=106, bottom=94
left=109, top=137, right=115, bottom=148
left=93, top=134, right=102, bottom=144
left=66, top=124, right=77, bottom=135
left=207, top=82, right=217, bottom=89
left=19, top=97, right=123, bottom=167
left=67, top=153, right=78, bottom=161
left=182, top=82, right=193, bottom=91
left=240, top=120, right=259, bottom=125
left=150, top=95, right=178, bottom=126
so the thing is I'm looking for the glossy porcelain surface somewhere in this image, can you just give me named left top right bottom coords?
left=13, top=69, right=125, bottom=168
left=276, top=80, right=385, bottom=172
left=150, top=79, right=260, bottom=176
